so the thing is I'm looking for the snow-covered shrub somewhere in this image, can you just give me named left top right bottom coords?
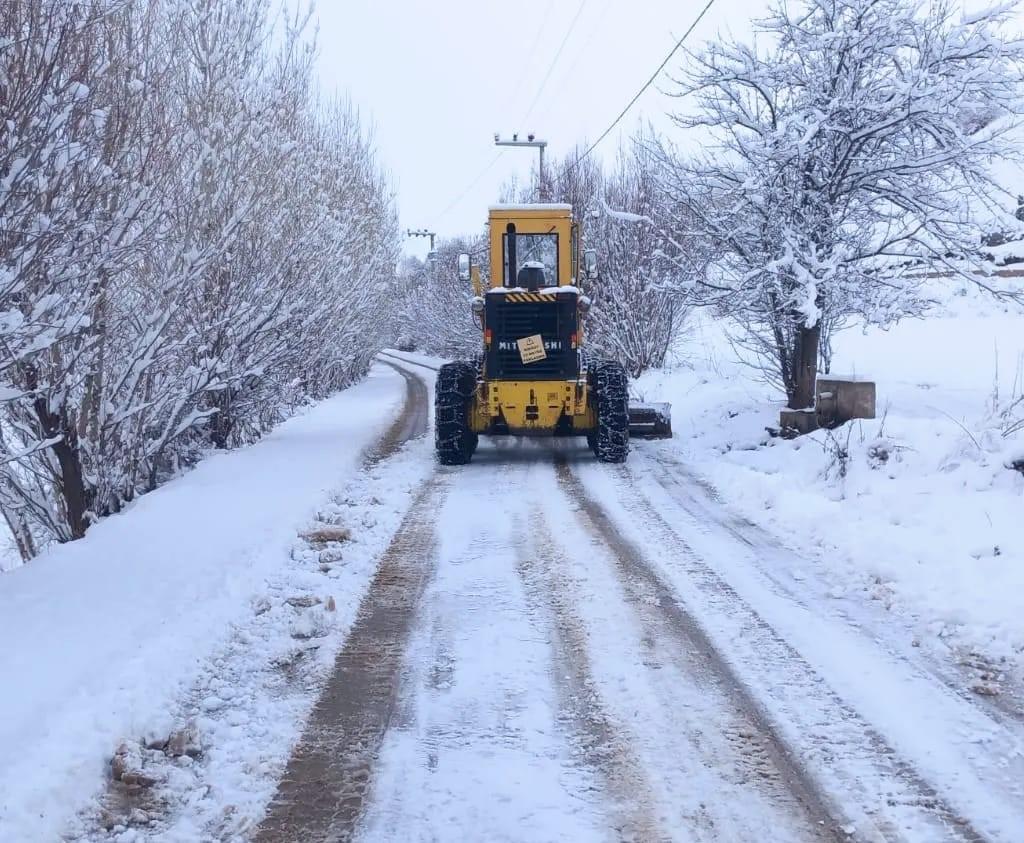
left=583, top=139, right=693, bottom=377
left=505, top=142, right=696, bottom=376
left=820, top=427, right=853, bottom=485
left=990, top=358, right=1024, bottom=472
left=395, top=235, right=486, bottom=359
left=0, top=0, right=399, bottom=560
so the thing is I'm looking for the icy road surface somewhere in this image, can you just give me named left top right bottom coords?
left=251, top=353, right=1024, bottom=843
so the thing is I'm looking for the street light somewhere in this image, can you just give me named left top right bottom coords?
left=406, top=228, right=436, bottom=252
left=494, top=134, right=548, bottom=201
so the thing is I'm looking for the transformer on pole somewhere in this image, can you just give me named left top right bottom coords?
left=494, top=133, right=548, bottom=201
left=406, top=228, right=437, bottom=259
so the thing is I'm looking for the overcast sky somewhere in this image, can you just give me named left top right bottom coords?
left=309, top=0, right=993, bottom=258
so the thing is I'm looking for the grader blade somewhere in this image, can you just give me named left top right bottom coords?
left=628, top=402, right=673, bottom=439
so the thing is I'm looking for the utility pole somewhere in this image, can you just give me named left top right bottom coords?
left=406, top=228, right=436, bottom=252
left=494, top=133, right=548, bottom=201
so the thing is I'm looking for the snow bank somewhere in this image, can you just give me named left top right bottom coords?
left=0, top=364, right=406, bottom=840
left=639, top=288, right=1024, bottom=677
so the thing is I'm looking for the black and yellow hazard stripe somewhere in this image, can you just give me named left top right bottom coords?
left=503, top=292, right=552, bottom=303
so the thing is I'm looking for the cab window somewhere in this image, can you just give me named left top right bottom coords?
left=503, top=233, right=558, bottom=286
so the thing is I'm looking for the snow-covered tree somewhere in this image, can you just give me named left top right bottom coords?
left=0, top=1, right=166, bottom=540
left=541, top=143, right=694, bottom=375
left=396, top=234, right=486, bottom=358
left=584, top=141, right=693, bottom=376
left=0, top=0, right=399, bottom=560
left=654, top=0, right=1024, bottom=408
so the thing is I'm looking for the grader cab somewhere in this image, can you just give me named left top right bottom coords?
left=434, top=203, right=671, bottom=465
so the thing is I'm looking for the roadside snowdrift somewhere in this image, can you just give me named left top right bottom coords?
left=0, top=364, right=406, bottom=840
left=638, top=287, right=1024, bottom=680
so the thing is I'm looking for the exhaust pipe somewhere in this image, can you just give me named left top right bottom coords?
left=506, top=222, right=516, bottom=285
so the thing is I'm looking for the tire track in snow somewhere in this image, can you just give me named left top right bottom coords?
left=562, top=456, right=989, bottom=843
left=645, top=449, right=1024, bottom=728
left=365, top=361, right=431, bottom=465
left=546, top=452, right=843, bottom=843
left=375, top=349, right=440, bottom=376
left=254, top=470, right=447, bottom=843
left=355, top=456, right=610, bottom=842
left=514, top=508, right=666, bottom=842
left=70, top=360, right=434, bottom=842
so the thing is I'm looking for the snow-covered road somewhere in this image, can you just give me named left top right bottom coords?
left=252, top=355, right=1024, bottom=843
left=350, top=447, right=834, bottom=843
left=7, top=352, right=1018, bottom=841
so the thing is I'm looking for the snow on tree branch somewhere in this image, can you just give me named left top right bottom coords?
left=653, top=0, right=1024, bottom=409
left=0, top=0, right=400, bottom=560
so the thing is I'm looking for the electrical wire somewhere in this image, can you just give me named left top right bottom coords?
left=429, top=150, right=507, bottom=227
left=533, top=0, right=611, bottom=128
left=565, top=0, right=716, bottom=174
left=426, top=1, right=561, bottom=230
left=428, top=0, right=714, bottom=231
left=519, top=0, right=588, bottom=126
left=507, top=0, right=557, bottom=112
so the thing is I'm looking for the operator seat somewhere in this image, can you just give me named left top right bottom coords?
left=517, top=262, right=546, bottom=291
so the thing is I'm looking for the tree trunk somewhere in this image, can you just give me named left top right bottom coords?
left=208, top=389, right=234, bottom=450
left=788, top=322, right=820, bottom=410
left=25, top=361, right=91, bottom=540
left=33, top=397, right=91, bottom=540
left=2, top=508, right=37, bottom=562
left=52, top=431, right=91, bottom=540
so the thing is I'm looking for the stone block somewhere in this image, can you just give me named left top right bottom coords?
left=816, top=377, right=876, bottom=427
left=779, top=408, right=819, bottom=436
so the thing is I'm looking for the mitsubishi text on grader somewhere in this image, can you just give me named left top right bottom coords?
left=434, top=203, right=671, bottom=465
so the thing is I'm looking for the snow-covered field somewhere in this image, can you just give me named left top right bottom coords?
left=0, top=363, right=432, bottom=841
left=636, top=283, right=1024, bottom=690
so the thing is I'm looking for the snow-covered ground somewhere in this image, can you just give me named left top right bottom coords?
left=636, top=282, right=1024, bottom=689
left=258, top=351, right=1023, bottom=842
left=3, top=289, right=1023, bottom=841
left=0, top=363, right=432, bottom=841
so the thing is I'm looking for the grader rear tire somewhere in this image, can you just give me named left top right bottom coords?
left=589, top=359, right=630, bottom=463
left=435, top=361, right=479, bottom=465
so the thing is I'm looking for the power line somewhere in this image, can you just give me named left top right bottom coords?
left=429, top=150, right=506, bottom=228
left=565, top=0, right=716, bottom=174
left=534, top=0, right=611, bottom=127
left=507, top=0, right=556, bottom=111
left=427, top=2, right=560, bottom=230
left=520, top=0, right=588, bottom=125
left=428, top=0, right=714, bottom=230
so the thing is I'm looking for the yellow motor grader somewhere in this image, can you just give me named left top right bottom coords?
left=435, top=203, right=671, bottom=465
